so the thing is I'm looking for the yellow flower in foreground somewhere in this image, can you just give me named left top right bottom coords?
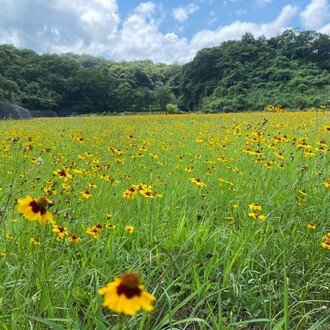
left=125, top=225, right=135, bottom=234
left=53, top=168, right=72, bottom=181
left=30, top=237, right=41, bottom=245
left=249, top=203, right=262, bottom=212
left=324, top=180, right=330, bottom=188
left=123, top=187, right=137, bottom=200
left=18, top=196, right=54, bottom=225
left=82, top=190, right=91, bottom=199
left=248, top=212, right=266, bottom=221
left=139, top=188, right=156, bottom=198
left=86, top=226, right=101, bottom=239
left=93, top=224, right=103, bottom=232
left=189, top=178, right=206, bottom=188
left=307, top=223, right=316, bottom=230
left=321, top=241, right=330, bottom=250
left=68, top=235, right=81, bottom=244
left=321, top=233, right=330, bottom=250
left=52, top=225, right=69, bottom=239
left=98, top=272, right=155, bottom=315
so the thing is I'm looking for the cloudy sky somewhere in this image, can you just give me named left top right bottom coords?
left=0, top=0, right=329, bottom=63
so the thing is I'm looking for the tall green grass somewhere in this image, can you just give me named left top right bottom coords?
left=0, top=111, right=329, bottom=329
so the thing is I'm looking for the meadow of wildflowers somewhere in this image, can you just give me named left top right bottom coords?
left=0, top=110, right=329, bottom=329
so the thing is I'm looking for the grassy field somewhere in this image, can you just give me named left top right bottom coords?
left=0, top=111, right=329, bottom=329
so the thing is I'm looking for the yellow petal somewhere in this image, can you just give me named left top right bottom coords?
left=24, top=209, right=39, bottom=221
left=40, top=211, right=53, bottom=225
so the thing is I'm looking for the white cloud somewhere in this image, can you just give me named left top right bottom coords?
left=172, top=4, right=199, bottom=23
left=111, top=4, right=298, bottom=63
left=190, top=5, right=297, bottom=50
left=135, top=2, right=156, bottom=16
left=0, top=0, right=120, bottom=54
left=111, top=4, right=192, bottom=63
left=300, top=0, right=329, bottom=29
left=319, top=23, right=330, bottom=33
left=2, top=1, right=325, bottom=64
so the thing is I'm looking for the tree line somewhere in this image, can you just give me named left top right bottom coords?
left=0, top=30, right=329, bottom=115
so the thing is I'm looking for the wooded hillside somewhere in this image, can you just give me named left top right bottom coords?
left=0, top=30, right=329, bottom=115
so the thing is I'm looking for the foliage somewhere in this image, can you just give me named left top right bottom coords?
left=0, top=45, right=177, bottom=115
left=0, top=30, right=329, bottom=115
left=165, top=103, right=179, bottom=114
left=180, top=31, right=330, bottom=111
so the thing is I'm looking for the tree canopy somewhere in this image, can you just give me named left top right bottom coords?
left=0, top=30, right=329, bottom=115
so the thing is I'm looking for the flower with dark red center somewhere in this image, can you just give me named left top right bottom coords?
left=30, top=237, right=41, bottom=245
left=117, top=273, right=142, bottom=298
left=53, top=168, right=72, bottom=181
left=52, top=225, right=69, bottom=239
left=18, top=196, right=54, bottom=225
left=123, top=187, right=137, bottom=199
left=248, top=212, right=266, bottom=221
left=68, top=235, right=81, bottom=244
left=98, top=272, right=155, bottom=315
left=125, top=225, right=134, bottom=234
left=86, top=226, right=100, bottom=239
left=82, top=190, right=91, bottom=199
left=94, top=224, right=103, bottom=232
left=321, top=233, right=330, bottom=250
left=249, top=203, right=262, bottom=212
left=307, top=223, right=316, bottom=230
left=189, top=177, right=207, bottom=188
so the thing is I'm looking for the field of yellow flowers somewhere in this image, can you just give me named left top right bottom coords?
left=0, top=111, right=329, bottom=329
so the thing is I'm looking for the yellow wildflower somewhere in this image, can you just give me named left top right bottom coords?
left=98, top=272, right=155, bottom=315
left=18, top=196, right=54, bottom=225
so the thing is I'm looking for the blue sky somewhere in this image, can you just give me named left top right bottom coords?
left=0, top=0, right=329, bottom=63
left=117, top=0, right=315, bottom=38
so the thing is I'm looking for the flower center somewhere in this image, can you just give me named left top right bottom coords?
left=59, top=169, right=67, bottom=176
left=37, top=197, right=49, bottom=208
left=29, top=200, right=47, bottom=215
left=117, top=273, right=142, bottom=298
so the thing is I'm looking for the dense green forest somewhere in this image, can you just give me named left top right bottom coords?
left=0, top=30, right=329, bottom=115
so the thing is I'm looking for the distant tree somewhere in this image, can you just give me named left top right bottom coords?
left=0, top=76, right=20, bottom=102
left=154, top=85, right=176, bottom=112
left=165, top=103, right=179, bottom=114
